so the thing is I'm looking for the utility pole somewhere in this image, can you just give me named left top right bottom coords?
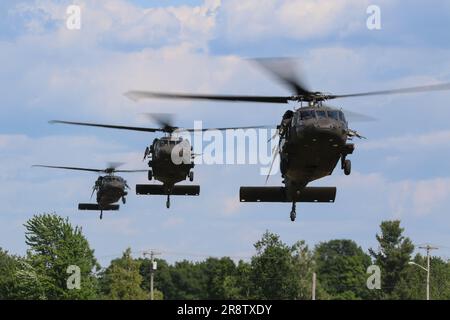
left=312, top=272, right=316, bottom=300
left=143, top=250, right=161, bottom=300
left=419, top=245, right=438, bottom=300
left=410, top=245, right=438, bottom=300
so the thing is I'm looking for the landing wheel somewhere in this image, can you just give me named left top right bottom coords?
left=100, top=211, right=103, bottom=220
left=290, top=202, right=296, bottom=222
left=148, top=170, right=153, bottom=181
left=166, top=195, right=171, bottom=209
left=189, top=171, right=194, bottom=182
left=122, top=197, right=126, bottom=204
left=343, top=159, right=351, bottom=176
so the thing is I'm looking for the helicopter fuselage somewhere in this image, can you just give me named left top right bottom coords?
left=146, top=136, right=194, bottom=189
left=279, top=106, right=354, bottom=201
left=95, top=175, right=128, bottom=207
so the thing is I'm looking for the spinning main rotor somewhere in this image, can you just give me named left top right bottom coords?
left=124, top=58, right=450, bottom=106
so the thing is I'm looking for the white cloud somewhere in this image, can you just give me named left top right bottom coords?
left=360, top=130, right=450, bottom=150
left=219, top=0, right=371, bottom=42
left=328, top=171, right=450, bottom=218
left=11, top=0, right=220, bottom=50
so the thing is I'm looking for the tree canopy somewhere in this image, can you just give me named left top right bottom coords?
left=1, top=214, right=449, bottom=300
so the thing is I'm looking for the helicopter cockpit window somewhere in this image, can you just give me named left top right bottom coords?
left=328, top=111, right=339, bottom=121
left=316, top=111, right=327, bottom=119
left=300, top=110, right=315, bottom=120
left=338, top=111, right=346, bottom=122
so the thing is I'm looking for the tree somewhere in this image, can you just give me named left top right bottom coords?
left=100, top=248, right=148, bottom=300
left=200, top=257, right=237, bottom=299
left=250, top=231, right=315, bottom=299
left=224, top=260, right=252, bottom=299
left=369, top=220, right=414, bottom=299
left=393, top=254, right=450, bottom=300
left=314, top=240, right=372, bottom=299
left=0, top=248, right=20, bottom=299
left=23, top=213, right=99, bottom=299
left=168, top=260, right=207, bottom=299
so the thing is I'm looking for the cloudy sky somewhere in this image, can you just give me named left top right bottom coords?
left=2, top=0, right=450, bottom=265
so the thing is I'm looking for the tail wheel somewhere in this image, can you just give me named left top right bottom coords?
left=166, top=196, right=171, bottom=209
left=189, top=171, right=194, bottom=182
left=344, top=159, right=351, bottom=176
left=290, top=202, right=296, bottom=222
left=290, top=211, right=296, bottom=222
left=122, top=197, right=126, bottom=204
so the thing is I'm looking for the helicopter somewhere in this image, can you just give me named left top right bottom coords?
left=123, top=58, right=450, bottom=221
left=32, top=163, right=147, bottom=219
left=50, top=114, right=268, bottom=209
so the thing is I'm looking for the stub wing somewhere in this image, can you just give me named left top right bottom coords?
left=78, top=203, right=120, bottom=211
left=239, top=186, right=336, bottom=203
left=136, top=184, right=200, bottom=196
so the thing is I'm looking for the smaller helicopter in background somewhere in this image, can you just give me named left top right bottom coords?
left=32, top=163, right=147, bottom=219
left=50, top=114, right=268, bottom=208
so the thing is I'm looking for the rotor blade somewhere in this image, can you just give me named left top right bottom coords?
left=50, top=120, right=164, bottom=133
left=179, top=125, right=274, bottom=133
left=114, top=169, right=149, bottom=173
left=342, top=109, right=377, bottom=123
left=142, top=113, right=175, bottom=129
left=330, top=82, right=450, bottom=99
left=32, top=165, right=103, bottom=173
left=107, top=162, right=125, bottom=170
left=322, top=105, right=377, bottom=123
left=125, top=91, right=291, bottom=104
left=250, top=58, right=312, bottom=96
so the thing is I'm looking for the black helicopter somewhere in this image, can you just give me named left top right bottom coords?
left=32, top=163, right=147, bottom=219
left=50, top=115, right=268, bottom=208
left=124, top=58, right=450, bottom=221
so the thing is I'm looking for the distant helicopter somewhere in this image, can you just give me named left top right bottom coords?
left=50, top=115, right=268, bottom=208
left=123, top=58, right=450, bottom=221
left=32, top=163, right=147, bottom=219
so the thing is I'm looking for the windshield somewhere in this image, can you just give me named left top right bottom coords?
left=338, top=111, right=346, bottom=122
left=300, top=110, right=316, bottom=120
left=328, top=111, right=339, bottom=121
left=316, top=111, right=327, bottom=119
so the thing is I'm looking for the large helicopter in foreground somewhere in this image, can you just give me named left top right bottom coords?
left=50, top=114, right=268, bottom=208
left=124, top=58, right=450, bottom=221
left=32, top=163, right=147, bottom=219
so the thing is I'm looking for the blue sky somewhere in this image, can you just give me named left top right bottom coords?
left=2, top=0, right=450, bottom=266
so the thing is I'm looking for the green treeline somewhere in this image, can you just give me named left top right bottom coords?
left=1, top=213, right=449, bottom=300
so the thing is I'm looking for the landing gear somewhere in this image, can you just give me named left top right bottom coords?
left=166, top=195, right=171, bottom=209
left=189, top=171, right=194, bottom=182
left=290, top=202, right=297, bottom=222
left=343, top=159, right=351, bottom=176
left=100, top=210, right=103, bottom=220
left=148, top=170, right=153, bottom=181
left=341, top=155, right=351, bottom=176
left=122, top=197, right=126, bottom=204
